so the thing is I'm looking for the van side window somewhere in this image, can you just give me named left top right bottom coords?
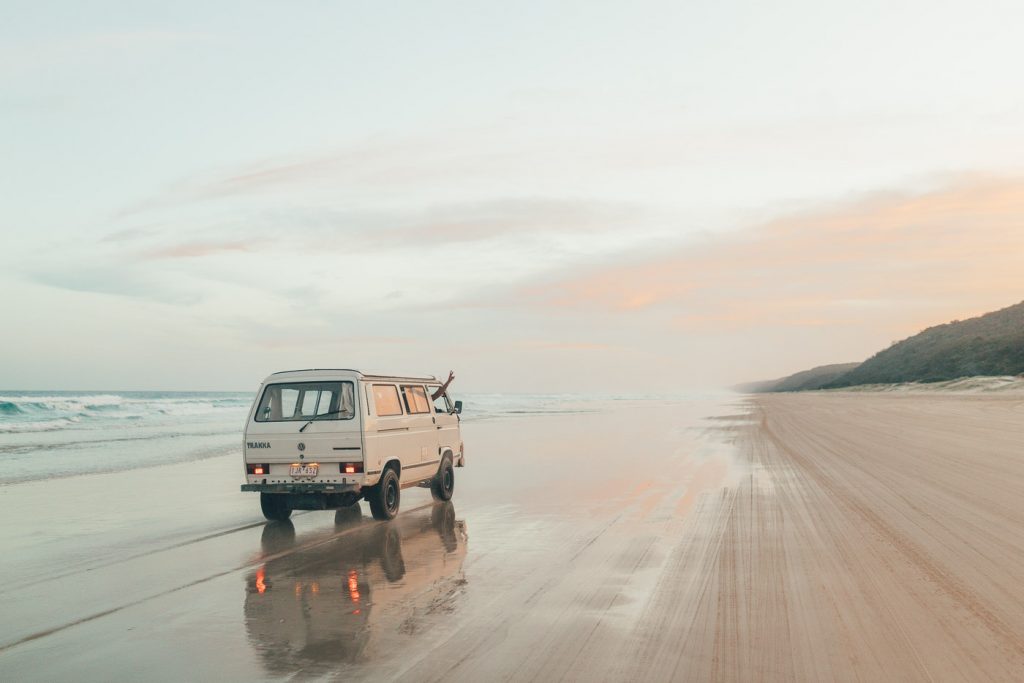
left=401, top=385, right=431, bottom=414
left=372, top=384, right=403, bottom=417
left=429, top=386, right=451, bottom=413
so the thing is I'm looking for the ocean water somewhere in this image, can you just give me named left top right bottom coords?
left=0, top=390, right=720, bottom=485
left=0, top=391, right=253, bottom=486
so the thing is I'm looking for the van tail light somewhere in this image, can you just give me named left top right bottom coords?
left=247, top=463, right=270, bottom=475
left=340, top=462, right=364, bottom=474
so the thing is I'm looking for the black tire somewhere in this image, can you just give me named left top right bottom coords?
left=430, top=456, right=455, bottom=501
left=260, top=493, right=292, bottom=521
left=368, top=467, right=401, bottom=520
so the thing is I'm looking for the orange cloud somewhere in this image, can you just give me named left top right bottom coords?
left=520, top=176, right=1024, bottom=337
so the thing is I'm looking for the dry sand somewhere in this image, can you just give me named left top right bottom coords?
left=2, top=391, right=1023, bottom=681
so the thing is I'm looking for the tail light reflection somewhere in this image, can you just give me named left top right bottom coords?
left=348, top=569, right=361, bottom=612
left=255, top=566, right=267, bottom=594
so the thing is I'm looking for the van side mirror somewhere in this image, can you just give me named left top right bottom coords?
left=453, top=400, right=463, bottom=414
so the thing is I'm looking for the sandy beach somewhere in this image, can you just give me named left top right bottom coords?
left=1, top=390, right=1023, bottom=681
left=649, top=390, right=1024, bottom=681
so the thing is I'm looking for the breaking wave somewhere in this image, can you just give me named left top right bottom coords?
left=0, top=392, right=251, bottom=435
left=0, top=401, right=24, bottom=415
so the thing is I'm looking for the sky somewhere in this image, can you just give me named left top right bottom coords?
left=3, top=0, right=1024, bottom=392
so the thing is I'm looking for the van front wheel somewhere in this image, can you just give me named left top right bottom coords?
left=431, top=456, right=455, bottom=501
left=369, top=468, right=401, bottom=520
left=260, top=493, right=292, bottom=521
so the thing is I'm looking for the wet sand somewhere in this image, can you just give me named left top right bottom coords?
left=2, top=392, right=1023, bottom=681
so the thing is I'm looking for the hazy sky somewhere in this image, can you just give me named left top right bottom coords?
left=3, top=1, right=1024, bottom=391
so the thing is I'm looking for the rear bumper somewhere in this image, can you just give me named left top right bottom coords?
left=241, top=482, right=361, bottom=494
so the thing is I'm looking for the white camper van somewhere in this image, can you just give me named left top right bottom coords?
left=242, top=369, right=463, bottom=521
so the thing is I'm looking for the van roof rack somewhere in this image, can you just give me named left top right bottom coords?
left=269, top=369, right=439, bottom=382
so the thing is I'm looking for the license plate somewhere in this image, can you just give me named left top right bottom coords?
left=289, top=464, right=319, bottom=478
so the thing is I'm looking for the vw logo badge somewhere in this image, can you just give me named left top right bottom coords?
left=297, top=442, right=305, bottom=451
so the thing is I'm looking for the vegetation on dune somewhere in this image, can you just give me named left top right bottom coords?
left=824, top=300, right=1024, bottom=388
left=742, top=300, right=1024, bottom=392
left=735, top=363, right=860, bottom=393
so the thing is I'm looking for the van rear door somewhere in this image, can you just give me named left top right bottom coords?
left=246, top=380, right=361, bottom=466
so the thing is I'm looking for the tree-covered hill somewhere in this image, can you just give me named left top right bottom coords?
left=740, top=300, right=1024, bottom=392
left=735, top=363, right=860, bottom=393
left=824, top=300, right=1024, bottom=387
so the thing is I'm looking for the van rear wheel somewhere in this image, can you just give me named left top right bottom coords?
left=431, top=456, right=455, bottom=501
left=368, top=468, right=401, bottom=520
left=260, top=493, right=292, bottom=521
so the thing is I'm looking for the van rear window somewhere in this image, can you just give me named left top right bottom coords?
left=255, top=382, right=354, bottom=422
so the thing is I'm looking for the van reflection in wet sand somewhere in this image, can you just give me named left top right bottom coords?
left=244, top=502, right=467, bottom=677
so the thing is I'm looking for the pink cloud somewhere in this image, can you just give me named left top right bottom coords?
left=141, top=241, right=252, bottom=260
left=518, top=176, right=1024, bottom=337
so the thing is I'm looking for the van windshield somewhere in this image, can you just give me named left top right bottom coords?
left=255, top=381, right=355, bottom=422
